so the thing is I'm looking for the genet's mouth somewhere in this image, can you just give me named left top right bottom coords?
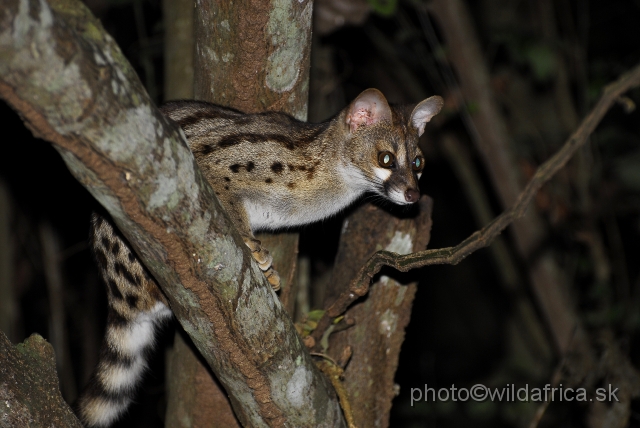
left=384, top=188, right=414, bottom=206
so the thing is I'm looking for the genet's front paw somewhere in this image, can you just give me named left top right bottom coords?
left=263, top=267, right=281, bottom=290
left=244, top=238, right=281, bottom=290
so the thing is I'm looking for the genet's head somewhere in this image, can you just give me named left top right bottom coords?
left=345, top=89, right=443, bottom=205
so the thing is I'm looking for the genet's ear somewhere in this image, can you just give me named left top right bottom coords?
left=410, top=95, right=444, bottom=137
left=346, top=88, right=392, bottom=133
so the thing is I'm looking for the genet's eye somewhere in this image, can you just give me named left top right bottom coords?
left=378, top=151, right=395, bottom=168
left=412, top=156, right=424, bottom=172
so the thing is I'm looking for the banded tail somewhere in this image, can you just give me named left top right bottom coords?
left=77, top=214, right=172, bottom=427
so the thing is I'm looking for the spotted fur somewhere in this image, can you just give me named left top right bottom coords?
left=77, top=89, right=442, bottom=427
left=77, top=215, right=172, bottom=427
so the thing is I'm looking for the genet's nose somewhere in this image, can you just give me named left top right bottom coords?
left=404, top=188, right=420, bottom=203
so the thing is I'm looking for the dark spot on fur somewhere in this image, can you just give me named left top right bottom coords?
left=114, top=262, right=126, bottom=275
left=100, top=236, right=110, bottom=250
left=287, top=182, right=295, bottom=189
left=115, top=262, right=139, bottom=287
left=246, top=161, right=255, bottom=172
left=265, top=178, right=273, bottom=183
left=127, top=272, right=141, bottom=287
left=218, top=135, right=242, bottom=147
left=215, top=191, right=220, bottom=195
left=230, top=164, right=241, bottom=173
left=107, top=309, right=128, bottom=328
left=126, top=294, right=139, bottom=309
left=111, top=241, right=120, bottom=255
left=107, top=279, right=123, bottom=300
left=229, top=201, right=234, bottom=206
left=224, top=177, right=231, bottom=182
left=230, top=134, right=260, bottom=145
left=196, top=145, right=215, bottom=156
left=127, top=252, right=136, bottom=263
left=305, top=162, right=320, bottom=180
left=306, top=166, right=315, bottom=179
left=94, top=248, right=108, bottom=269
left=271, top=162, right=283, bottom=174
left=224, top=185, right=229, bottom=190
left=298, top=165, right=307, bottom=171
left=288, top=164, right=296, bottom=171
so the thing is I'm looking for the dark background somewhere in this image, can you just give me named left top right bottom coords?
left=1, top=0, right=640, bottom=426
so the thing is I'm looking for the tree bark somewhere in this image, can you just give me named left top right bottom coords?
left=0, top=332, right=82, bottom=427
left=193, top=0, right=312, bottom=119
left=0, top=0, right=344, bottom=426
left=163, top=0, right=194, bottom=102
left=166, top=330, right=241, bottom=428
left=324, top=198, right=433, bottom=427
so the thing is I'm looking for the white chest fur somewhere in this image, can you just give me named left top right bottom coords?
left=244, top=167, right=367, bottom=232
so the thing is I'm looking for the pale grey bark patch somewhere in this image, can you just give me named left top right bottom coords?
left=265, top=0, right=312, bottom=95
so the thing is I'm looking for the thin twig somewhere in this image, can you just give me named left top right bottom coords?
left=315, top=360, right=358, bottom=428
left=312, top=63, right=640, bottom=343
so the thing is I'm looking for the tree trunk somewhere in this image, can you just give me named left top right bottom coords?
left=324, top=198, right=433, bottom=427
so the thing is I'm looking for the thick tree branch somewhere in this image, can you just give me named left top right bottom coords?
left=321, top=197, right=434, bottom=427
left=0, top=1, right=343, bottom=427
left=314, top=63, right=640, bottom=338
